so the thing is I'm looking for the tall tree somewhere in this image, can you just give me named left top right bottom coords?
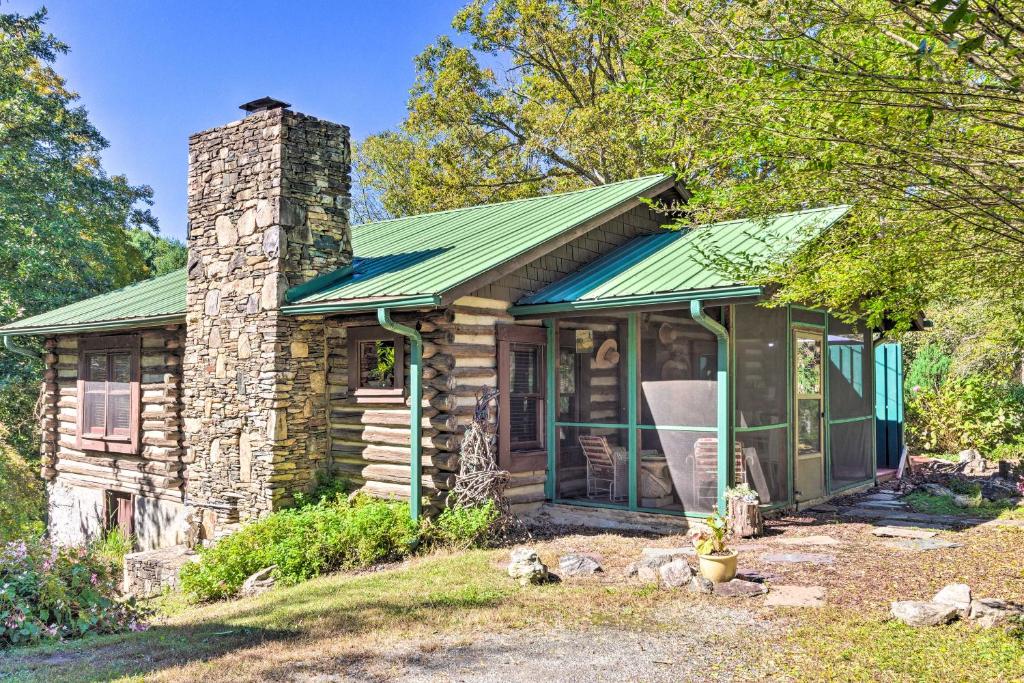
left=0, top=9, right=169, bottom=461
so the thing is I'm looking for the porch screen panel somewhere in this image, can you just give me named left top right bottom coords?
left=827, top=316, right=874, bottom=489
left=733, top=304, right=788, bottom=503
left=555, top=317, right=629, bottom=506
left=639, top=310, right=719, bottom=513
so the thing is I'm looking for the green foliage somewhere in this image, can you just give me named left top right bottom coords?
left=904, top=490, right=1024, bottom=521
left=906, top=375, right=1024, bottom=454
left=427, top=501, right=500, bottom=549
left=90, top=528, right=134, bottom=572
left=127, top=230, right=188, bottom=276
left=0, top=425, right=44, bottom=543
left=179, top=495, right=418, bottom=602
left=0, top=539, right=150, bottom=646
left=690, top=507, right=731, bottom=556
left=905, top=342, right=952, bottom=395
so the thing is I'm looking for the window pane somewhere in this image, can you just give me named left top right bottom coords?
left=797, top=398, right=822, bottom=454
left=86, top=353, right=107, bottom=381
left=556, top=426, right=629, bottom=507
left=795, top=336, right=822, bottom=395
left=110, top=352, right=131, bottom=383
left=827, top=318, right=870, bottom=420
left=639, top=310, right=718, bottom=429
left=509, top=396, right=540, bottom=445
left=736, top=427, right=788, bottom=504
left=359, top=340, right=396, bottom=389
left=556, top=317, right=628, bottom=425
left=734, top=304, right=788, bottom=428
left=510, top=346, right=537, bottom=394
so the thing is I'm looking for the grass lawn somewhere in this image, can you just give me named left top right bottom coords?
left=905, top=490, right=1024, bottom=520
left=2, top=520, right=1023, bottom=682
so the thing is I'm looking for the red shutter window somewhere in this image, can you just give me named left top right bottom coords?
left=77, top=336, right=141, bottom=454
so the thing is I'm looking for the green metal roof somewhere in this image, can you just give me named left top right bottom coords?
left=511, top=205, right=851, bottom=314
left=0, top=175, right=673, bottom=335
left=0, top=269, right=187, bottom=336
left=281, top=173, right=674, bottom=313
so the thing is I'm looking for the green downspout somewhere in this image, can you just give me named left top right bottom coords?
left=377, top=308, right=423, bottom=522
left=690, top=300, right=729, bottom=514
left=3, top=335, right=39, bottom=360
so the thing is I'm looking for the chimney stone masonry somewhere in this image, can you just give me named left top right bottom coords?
left=182, top=100, right=351, bottom=534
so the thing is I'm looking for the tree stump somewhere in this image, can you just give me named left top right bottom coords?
left=729, top=499, right=764, bottom=538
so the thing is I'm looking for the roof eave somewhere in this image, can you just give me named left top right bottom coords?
left=0, top=313, right=187, bottom=338
left=509, top=285, right=763, bottom=317
left=281, top=294, right=442, bottom=316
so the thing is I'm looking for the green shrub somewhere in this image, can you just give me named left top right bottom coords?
left=0, top=539, right=150, bottom=646
left=0, top=427, right=44, bottom=543
left=90, top=529, right=134, bottom=575
left=904, top=341, right=951, bottom=395
left=179, top=494, right=417, bottom=602
left=427, top=501, right=500, bottom=549
left=906, top=376, right=1024, bottom=454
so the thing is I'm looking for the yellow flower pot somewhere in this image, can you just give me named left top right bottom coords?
left=698, top=549, right=738, bottom=584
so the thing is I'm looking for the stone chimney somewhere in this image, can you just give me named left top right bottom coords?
left=182, top=98, right=351, bottom=529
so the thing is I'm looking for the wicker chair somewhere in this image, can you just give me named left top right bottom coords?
left=577, top=435, right=628, bottom=501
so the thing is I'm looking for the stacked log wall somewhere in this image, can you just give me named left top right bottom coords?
left=41, top=325, right=187, bottom=550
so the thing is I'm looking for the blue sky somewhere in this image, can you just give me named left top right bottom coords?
left=7, top=1, right=467, bottom=240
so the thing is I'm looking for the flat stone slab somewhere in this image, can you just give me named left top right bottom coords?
left=863, top=493, right=901, bottom=501
left=713, top=578, right=769, bottom=598
left=807, top=503, right=839, bottom=513
left=874, top=518, right=953, bottom=531
left=858, top=501, right=909, bottom=509
left=838, top=506, right=986, bottom=526
left=883, top=538, right=963, bottom=551
left=761, top=552, right=836, bottom=565
left=735, top=568, right=782, bottom=583
left=765, top=585, right=826, bottom=608
left=871, top=526, right=938, bottom=540
left=777, top=535, right=842, bottom=547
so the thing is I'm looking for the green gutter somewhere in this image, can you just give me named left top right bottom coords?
left=283, top=294, right=440, bottom=316
left=377, top=307, right=423, bottom=522
left=509, top=286, right=762, bottom=317
left=0, top=314, right=186, bottom=338
left=690, top=300, right=729, bottom=514
left=3, top=335, right=40, bottom=360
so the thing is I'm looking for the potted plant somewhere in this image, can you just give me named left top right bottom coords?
left=691, top=507, right=737, bottom=583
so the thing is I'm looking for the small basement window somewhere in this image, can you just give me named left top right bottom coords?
left=77, top=335, right=141, bottom=454
left=348, top=326, right=405, bottom=403
left=105, top=490, right=134, bottom=537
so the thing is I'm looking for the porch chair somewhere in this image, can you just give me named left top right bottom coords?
left=692, top=438, right=746, bottom=509
left=577, top=435, right=628, bottom=501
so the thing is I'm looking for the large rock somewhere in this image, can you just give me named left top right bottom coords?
left=241, top=565, right=277, bottom=597
left=508, top=548, right=549, bottom=586
left=558, top=553, right=602, bottom=577
left=890, top=600, right=959, bottom=627
left=689, top=574, right=714, bottom=595
left=932, top=583, right=972, bottom=618
left=968, top=598, right=1024, bottom=628
left=635, top=548, right=690, bottom=582
left=658, top=559, right=693, bottom=589
left=713, top=579, right=768, bottom=598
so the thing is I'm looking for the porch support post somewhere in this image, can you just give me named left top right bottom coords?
left=690, top=300, right=729, bottom=513
left=544, top=319, right=557, bottom=500
left=377, top=307, right=423, bottom=522
left=627, top=313, right=639, bottom=510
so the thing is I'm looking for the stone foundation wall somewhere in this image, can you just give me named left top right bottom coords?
left=123, top=545, right=196, bottom=598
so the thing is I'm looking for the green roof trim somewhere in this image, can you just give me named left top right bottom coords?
left=0, top=269, right=187, bottom=336
left=511, top=205, right=851, bottom=314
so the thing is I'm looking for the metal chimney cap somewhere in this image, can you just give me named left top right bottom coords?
left=239, top=97, right=291, bottom=113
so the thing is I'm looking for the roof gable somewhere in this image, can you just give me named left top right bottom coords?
left=513, top=205, right=851, bottom=313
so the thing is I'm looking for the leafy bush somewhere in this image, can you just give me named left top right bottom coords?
left=906, top=375, right=1024, bottom=454
left=0, top=426, right=44, bottom=543
left=91, top=529, right=134, bottom=576
left=179, top=494, right=417, bottom=602
left=0, top=539, right=149, bottom=646
left=904, top=340, right=951, bottom=395
left=426, top=501, right=500, bottom=549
